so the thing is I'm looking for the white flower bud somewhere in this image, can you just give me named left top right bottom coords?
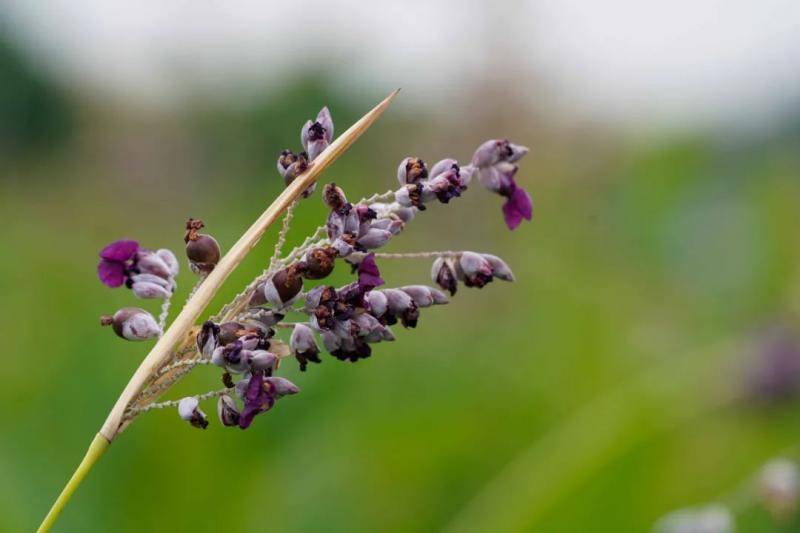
left=101, top=307, right=161, bottom=341
left=482, top=253, right=515, bottom=281
left=178, top=397, right=208, bottom=429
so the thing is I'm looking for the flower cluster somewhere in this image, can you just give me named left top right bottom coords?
left=97, top=239, right=180, bottom=340
left=96, top=103, right=532, bottom=432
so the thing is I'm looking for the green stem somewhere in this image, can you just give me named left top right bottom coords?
left=37, top=433, right=110, bottom=532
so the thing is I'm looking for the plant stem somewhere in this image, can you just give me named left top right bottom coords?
left=38, top=89, right=399, bottom=532
left=37, top=433, right=109, bottom=533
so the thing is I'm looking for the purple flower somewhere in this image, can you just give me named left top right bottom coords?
left=97, top=239, right=139, bottom=287
left=238, top=371, right=275, bottom=429
left=502, top=184, right=533, bottom=230
left=357, top=253, right=384, bottom=292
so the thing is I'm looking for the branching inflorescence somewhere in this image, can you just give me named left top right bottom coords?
left=95, top=105, right=533, bottom=432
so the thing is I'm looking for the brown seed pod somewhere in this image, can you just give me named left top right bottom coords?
left=184, top=218, right=221, bottom=273
left=301, top=246, right=336, bottom=279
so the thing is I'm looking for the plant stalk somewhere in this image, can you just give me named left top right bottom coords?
left=37, top=89, right=399, bottom=532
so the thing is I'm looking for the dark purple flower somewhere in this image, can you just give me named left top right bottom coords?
left=357, top=253, right=384, bottom=292
left=97, top=239, right=139, bottom=287
left=239, top=372, right=275, bottom=429
left=502, top=184, right=533, bottom=230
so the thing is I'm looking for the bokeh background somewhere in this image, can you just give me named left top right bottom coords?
left=2, top=1, right=800, bottom=531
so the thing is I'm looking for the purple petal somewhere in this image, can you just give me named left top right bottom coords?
left=97, top=259, right=126, bottom=287
left=99, top=239, right=139, bottom=261
left=358, top=253, right=385, bottom=291
left=238, top=372, right=274, bottom=429
left=502, top=187, right=533, bottom=230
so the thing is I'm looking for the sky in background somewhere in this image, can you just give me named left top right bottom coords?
left=1, top=0, right=799, bottom=130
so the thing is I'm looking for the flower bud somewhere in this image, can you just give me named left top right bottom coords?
left=400, top=285, right=449, bottom=308
left=382, top=288, right=420, bottom=328
left=366, top=289, right=388, bottom=318
left=430, top=158, right=457, bottom=179
left=395, top=184, right=426, bottom=210
left=131, top=279, right=172, bottom=300
left=184, top=218, right=221, bottom=274
left=323, top=183, right=348, bottom=213
left=482, top=253, right=515, bottom=281
left=156, top=249, right=180, bottom=278
left=264, top=266, right=304, bottom=308
left=239, top=309, right=284, bottom=334
left=459, top=252, right=494, bottom=288
left=197, top=320, right=220, bottom=359
left=178, top=397, right=208, bottom=429
left=217, top=394, right=240, bottom=427
left=265, top=376, right=300, bottom=398
left=472, top=139, right=529, bottom=168
left=760, top=459, right=799, bottom=521
left=357, top=228, right=393, bottom=250
left=290, top=323, right=321, bottom=371
left=136, top=250, right=173, bottom=279
left=397, top=157, right=428, bottom=186
left=301, top=107, right=333, bottom=160
left=431, top=256, right=459, bottom=296
left=331, top=237, right=354, bottom=257
left=101, top=307, right=161, bottom=341
left=211, top=341, right=249, bottom=373
left=246, top=350, right=278, bottom=373
left=300, top=246, right=336, bottom=280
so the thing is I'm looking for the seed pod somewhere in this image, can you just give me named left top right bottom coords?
left=101, top=307, right=161, bottom=341
left=184, top=218, right=221, bottom=274
left=218, top=321, right=246, bottom=345
left=197, top=320, right=220, bottom=359
left=263, top=266, right=304, bottom=308
left=459, top=252, right=494, bottom=288
left=431, top=256, right=459, bottom=296
left=290, top=323, right=321, bottom=371
left=301, top=246, right=336, bottom=280
left=397, top=157, right=428, bottom=186
left=217, top=394, right=240, bottom=427
left=178, top=397, right=208, bottom=429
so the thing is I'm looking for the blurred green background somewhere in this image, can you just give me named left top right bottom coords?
left=2, top=3, right=800, bottom=532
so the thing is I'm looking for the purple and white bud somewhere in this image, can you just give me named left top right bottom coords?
left=431, top=256, right=459, bottom=296
left=211, top=341, right=249, bottom=373
left=290, top=323, right=321, bottom=371
left=265, top=376, right=300, bottom=398
left=156, top=249, right=180, bottom=278
left=100, top=307, right=161, bottom=341
left=482, top=253, right=515, bottom=281
left=430, top=158, right=458, bottom=179
left=321, top=329, right=341, bottom=353
left=400, top=285, right=449, bottom=308
left=366, top=289, right=388, bottom=318
left=382, top=288, right=420, bottom=328
left=323, top=183, right=349, bottom=213
left=394, top=184, right=425, bottom=210
left=263, top=267, right=303, bottom=308
left=246, top=350, right=278, bottom=373
left=217, top=394, right=240, bottom=427
left=301, top=107, right=334, bottom=160
left=197, top=320, right=220, bottom=359
left=397, top=157, right=428, bottom=186
left=353, top=312, right=393, bottom=343
left=472, top=139, right=529, bottom=168
left=178, top=397, right=208, bottom=429
left=331, top=237, right=354, bottom=258
left=459, top=252, right=494, bottom=288
left=357, top=228, right=393, bottom=250
left=131, top=280, right=171, bottom=300
left=760, top=459, right=799, bottom=521
left=136, top=250, right=173, bottom=280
